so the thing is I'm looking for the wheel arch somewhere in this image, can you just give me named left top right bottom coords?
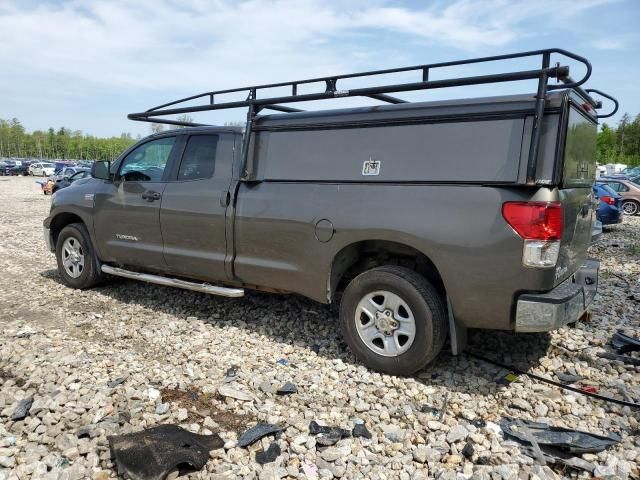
left=49, top=212, right=86, bottom=247
left=327, top=239, right=446, bottom=303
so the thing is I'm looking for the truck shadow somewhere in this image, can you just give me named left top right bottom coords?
left=42, top=270, right=553, bottom=397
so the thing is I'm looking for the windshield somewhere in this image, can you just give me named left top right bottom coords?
left=42, top=163, right=54, bottom=168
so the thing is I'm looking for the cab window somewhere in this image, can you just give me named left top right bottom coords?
left=118, top=137, right=176, bottom=182
left=177, top=135, right=219, bottom=181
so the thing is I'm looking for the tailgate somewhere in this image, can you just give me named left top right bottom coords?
left=555, top=106, right=597, bottom=285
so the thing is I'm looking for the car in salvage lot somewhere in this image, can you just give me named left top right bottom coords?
left=597, top=178, right=640, bottom=216
left=592, top=182, right=623, bottom=226
left=44, top=49, right=615, bottom=375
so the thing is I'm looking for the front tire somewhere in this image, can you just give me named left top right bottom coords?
left=55, top=223, right=104, bottom=289
left=622, top=200, right=639, bottom=216
left=339, top=266, right=447, bottom=376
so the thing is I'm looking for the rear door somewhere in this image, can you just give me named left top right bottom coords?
left=556, top=105, right=598, bottom=283
left=93, top=135, right=178, bottom=270
left=159, top=132, right=235, bottom=281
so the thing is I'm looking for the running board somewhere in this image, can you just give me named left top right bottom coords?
left=101, top=265, right=245, bottom=297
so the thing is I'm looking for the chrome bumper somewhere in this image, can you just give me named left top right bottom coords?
left=515, top=259, right=599, bottom=332
left=44, top=226, right=54, bottom=252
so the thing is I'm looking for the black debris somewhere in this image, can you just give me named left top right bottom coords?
left=309, top=421, right=350, bottom=438
left=352, top=423, right=371, bottom=439
left=309, top=421, right=351, bottom=446
left=597, top=351, right=640, bottom=366
left=226, top=366, right=238, bottom=377
left=255, top=442, right=281, bottom=465
left=555, top=372, right=584, bottom=384
left=461, top=442, right=475, bottom=459
left=500, top=418, right=621, bottom=454
left=108, top=424, right=223, bottom=480
left=471, top=419, right=486, bottom=429
left=10, top=397, right=33, bottom=421
left=419, top=405, right=439, bottom=416
left=76, top=426, right=93, bottom=438
left=611, top=330, right=640, bottom=354
left=237, top=423, right=283, bottom=448
left=107, top=377, right=126, bottom=388
left=316, top=430, right=344, bottom=446
left=276, top=382, right=297, bottom=395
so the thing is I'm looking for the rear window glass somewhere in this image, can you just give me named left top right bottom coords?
left=597, top=183, right=618, bottom=196
left=563, top=106, right=597, bottom=188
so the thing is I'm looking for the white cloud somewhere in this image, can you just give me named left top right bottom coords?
left=0, top=0, right=623, bottom=134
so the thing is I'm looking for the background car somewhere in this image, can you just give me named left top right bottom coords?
left=30, top=162, right=56, bottom=176
left=9, top=164, right=30, bottom=176
left=597, top=178, right=640, bottom=215
left=49, top=169, right=91, bottom=194
left=593, top=182, right=623, bottom=225
left=0, top=161, right=16, bottom=176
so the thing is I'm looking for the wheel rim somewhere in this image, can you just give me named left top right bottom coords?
left=355, top=290, right=416, bottom=357
left=62, top=237, right=85, bottom=278
left=622, top=202, right=638, bottom=215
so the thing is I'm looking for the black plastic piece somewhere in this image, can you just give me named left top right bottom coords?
left=255, top=442, right=281, bottom=464
left=108, top=424, right=223, bottom=480
left=500, top=418, right=621, bottom=454
left=352, top=423, right=372, bottom=439
left=237, top=423, right=283, bottom=448
left=611, top=330, right=640, bottom=354
left=276, top=382, right=297, bottom=395
left=10, top=397, right=33, bottom=421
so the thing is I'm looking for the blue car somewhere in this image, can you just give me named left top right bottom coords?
left=593, top=182, right=623, bottom=225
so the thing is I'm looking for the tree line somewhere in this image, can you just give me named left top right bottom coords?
left=2, top=113, right=639, bottom=166
left=597, top=113, right=640, bottom=167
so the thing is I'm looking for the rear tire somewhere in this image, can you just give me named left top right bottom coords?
left=622, top=200, right=639, bottom=216
left=339, top=266, right=447, bottom=376
left=55, top=223, right=104, bottom=289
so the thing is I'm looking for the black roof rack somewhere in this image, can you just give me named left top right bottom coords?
left=128, top=48, right=618, bottom=185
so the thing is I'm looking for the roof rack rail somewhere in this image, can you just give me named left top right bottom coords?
left=128, top=48, right=613, bottom=185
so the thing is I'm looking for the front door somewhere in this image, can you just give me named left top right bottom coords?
left=93, top=135, right=178, bottom=270
left=160, top=133, right=235, bottom=281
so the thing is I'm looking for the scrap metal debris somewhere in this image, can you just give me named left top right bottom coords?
left=10, top=397, right=33, bottom=421
left=237, top=423, right=283, bottom=448
left=276, top=382, right=297, bottom=395
left=500, top=418, right=621, bottom=454
left=255, top=442, right=281, bottom=464
left=611, top=330, right=640, bottom=354
left=108, top=424, right=223, bottom=480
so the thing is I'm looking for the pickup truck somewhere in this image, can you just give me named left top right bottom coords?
left=44, top=49, right=617, bottom=375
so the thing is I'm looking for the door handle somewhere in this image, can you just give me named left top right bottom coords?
left=142, top=191, right=161, bottom=202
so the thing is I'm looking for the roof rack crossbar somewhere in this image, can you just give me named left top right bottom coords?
left=128, top=48, right=617, bottom=185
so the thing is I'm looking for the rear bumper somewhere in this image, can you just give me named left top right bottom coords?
left=514, top=259, right=599, bottom=332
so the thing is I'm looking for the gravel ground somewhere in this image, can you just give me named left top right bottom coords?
left=0, top=175, right=638, bottom=480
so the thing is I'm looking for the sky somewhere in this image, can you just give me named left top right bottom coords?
left=1, top=0, right=639, bottom=137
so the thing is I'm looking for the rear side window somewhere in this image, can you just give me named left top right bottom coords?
left=177, top=135, right=218, bottom=181
left=607, top=182, right=629, bottom=192
left=563, top=107, right=597, bottom=188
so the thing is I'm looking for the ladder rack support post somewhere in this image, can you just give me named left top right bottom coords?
left=526, top=52, right=551, bottom=185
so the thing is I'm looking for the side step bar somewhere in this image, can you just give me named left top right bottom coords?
left=101, top=265, right=245, bottom=297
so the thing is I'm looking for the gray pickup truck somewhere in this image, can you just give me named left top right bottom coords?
left=44, top=49, right=617, bottom=375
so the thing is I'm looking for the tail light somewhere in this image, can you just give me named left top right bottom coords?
left=600, top=195, right=615, bottom=205
left=502, top=202, right=563, bottom=268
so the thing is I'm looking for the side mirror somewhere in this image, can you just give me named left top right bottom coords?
left=91, top=161, right=111, bottom=180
